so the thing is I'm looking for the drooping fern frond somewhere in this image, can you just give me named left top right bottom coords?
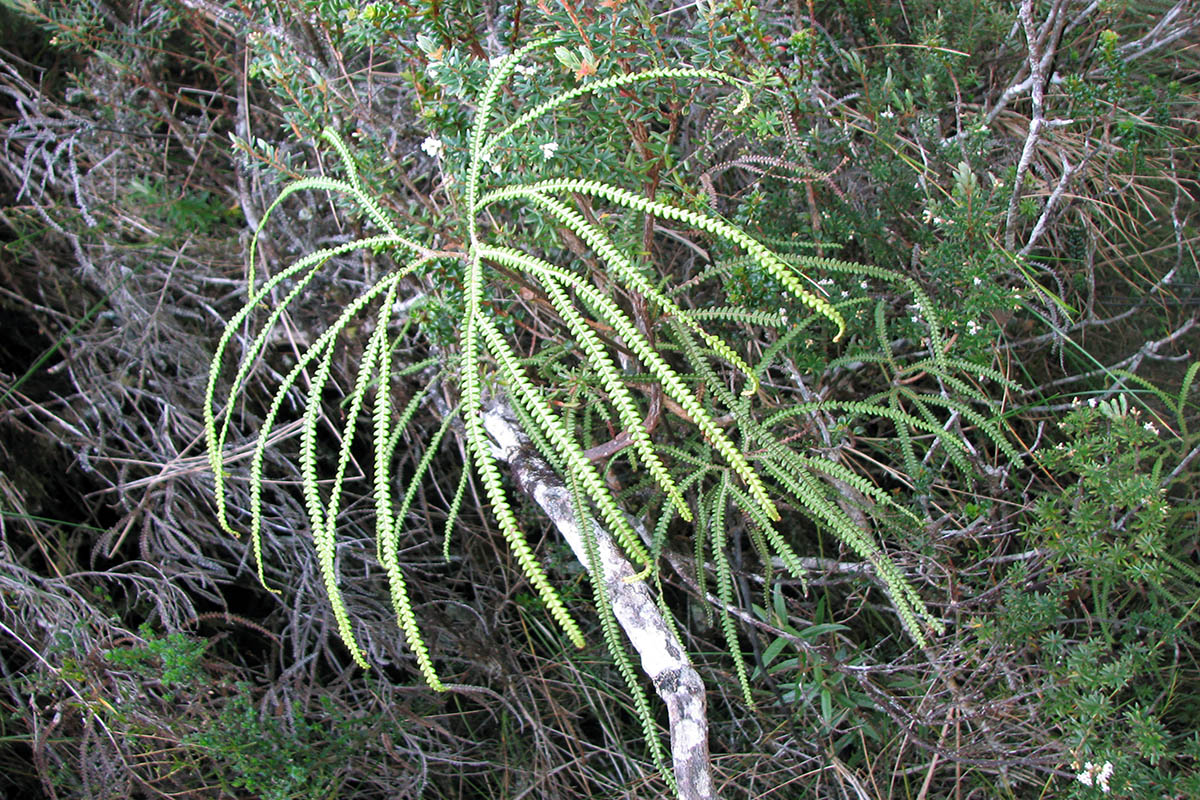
left=664, top=318, right=946, bottom=646
left=704, top=473, right=755, bottom=707
left=479, top=179, right=846, bottom=342
left=478, top=244, right=781, bottom=522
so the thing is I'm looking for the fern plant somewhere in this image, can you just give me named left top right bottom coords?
left=205, top=37, right=997, bottom=779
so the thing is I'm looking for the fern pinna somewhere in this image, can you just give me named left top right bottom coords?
left=205, top=36, right=999, bottom=780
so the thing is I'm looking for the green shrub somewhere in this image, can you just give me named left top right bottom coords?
left=189, top=688, right=375, bottom=800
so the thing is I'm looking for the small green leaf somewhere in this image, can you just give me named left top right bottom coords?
left=799, top=623, right=851, bottom=641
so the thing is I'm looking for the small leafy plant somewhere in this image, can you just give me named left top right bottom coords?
left=103, top=623, right=207, bottom=702
left=189, top=687, right=373, bottom=800
left=971, top=387, right=1200, bottom=798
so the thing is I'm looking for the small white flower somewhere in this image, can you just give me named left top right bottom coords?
left=840, top=290, right=850, bottom=298
left=860, top=280, right=869, bottom=290
left=1088, top=397, right=1097, bottom=407
left=1076, top=761, right=1114, bottom=793
left=922, top=208, right=935, bottom=223
left=880, top=109, right=894, bottom=119
left=1144, top=421, right=1159, bottom=435
left=973, top=276, right=983, bottom=286
left=421, top=136, right=444, bottom=159
left=514, top=62, right=541, bottom=76
left=540, top=141, right=559, bottom=159
left=966, top=320, right=981, bottom=335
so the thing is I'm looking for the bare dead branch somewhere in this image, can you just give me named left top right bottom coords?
left=482, top=400, right=716, bottom=800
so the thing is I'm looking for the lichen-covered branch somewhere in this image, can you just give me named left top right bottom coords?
left=482, top=400, right=714, bottom=800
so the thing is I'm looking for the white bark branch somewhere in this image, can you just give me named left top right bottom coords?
left=1018, top=151, right=1081, bottom=257
left=482, top=401, right=715, bottom=800
left=1116, top=1, right=1200, bottom=64
left=1004, top=0, right=1064, bottom=251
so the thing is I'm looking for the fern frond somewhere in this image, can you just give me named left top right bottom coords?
left=442, top=449, right=471, bottom=563
left=760, top=456, right=938, bottom=643
left=466, top=38, right=550, bottom=235
left=468, top=409, right=586, bottom=646
left=711, top=251, right=936, bottom=332
left=694, top=486, right=714, bottom=626
left=742, top=510, right=775, bottom=611
left=508, top=382, right=569, bottom=474
left=1178, top=362, right=1200, bottom=437
left=324, top=282, right=396, bottom=554
left=888, top=392, right=924, bottom=484
left=477, top=312, right=653, bottom=569
left=365, top=284, right=446, bottom=690
left=780, top=252, right=949, bottom=368
left=205, top=50, right=993, bottom=780
left=249, top=168, right=424, bottom=291
left=675, top=315, right=932, bottom=622
left=318, top=129, right=403, bottom=238
left=521, top=190, right=760, bottom=396
left=668, top=320, right=940, bottom=642
left=726, top=483, right=808, bottom=584
left=822, top=351, right=894, bottom=373
left=649, top=495, right=678, bottom=569
left=299, top=335, right=371, bottom=668
left=680, top=307, right=791, bottom=328
left=899, top=387, right=1025, bottom=467
left=664, top=261, right=735, bottom=298
left=536, top=272, right=691, bottom=519
left=481, top=245, right=779, bottom=521
left=896, top=391, right=976, bottom=478
left=794, top=453, right=922, bottom=526
left=379, top=409, right=459, bottom=692
left=232, top=268, right=414, bottom=578
left=205, top=235, right=417, bottom=533
left=485, top=66, right=747, bottom=157
left=479, top=180, right=845, bottom=341
left=930, top=357, right=1022, bottom=391
left=458, top=242, right=586, bottom=646
left=764, top=400, right=971, bottom=456
left=707, top=474, right=755, bottom=707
